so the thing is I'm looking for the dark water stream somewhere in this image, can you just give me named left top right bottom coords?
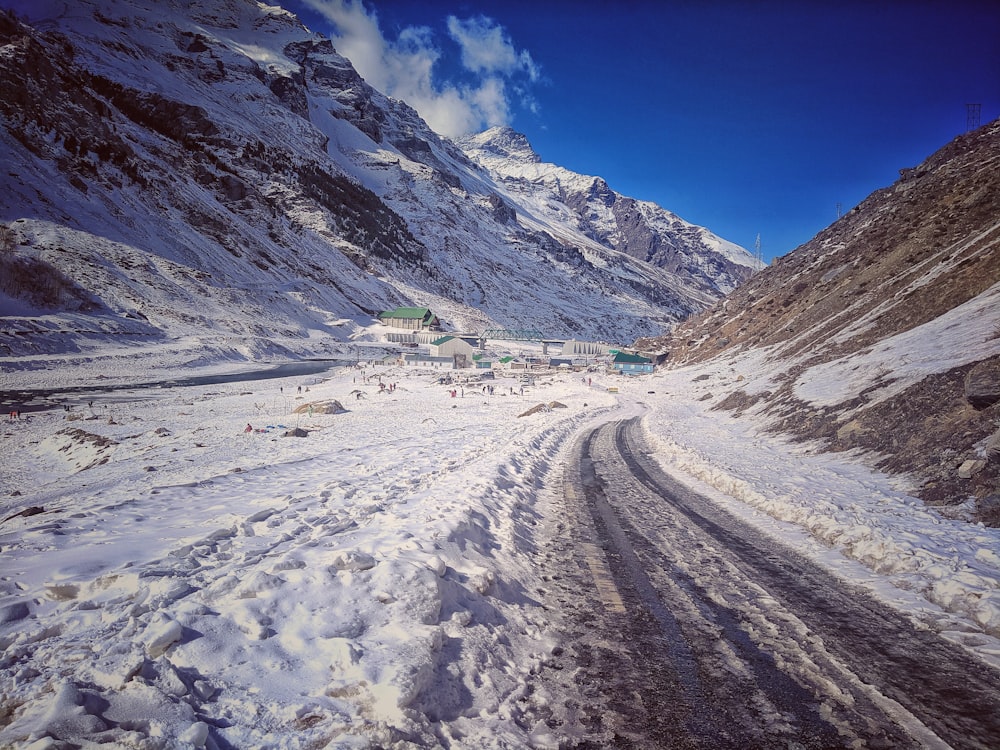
left=0, top=359, right=349, bottom=413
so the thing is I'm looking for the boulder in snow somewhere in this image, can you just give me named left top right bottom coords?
left=293, top=399, right=345, bottom=415
left=517, top=403, right=550, bottom=418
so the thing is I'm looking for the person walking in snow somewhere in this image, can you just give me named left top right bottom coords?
left=245, top=423, right=253, bottom=433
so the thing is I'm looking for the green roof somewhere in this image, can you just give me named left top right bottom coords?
left=430, top=335, right=455, bottom=346
left=379, top=306, right=433, bottom=320
left=613, top=352, right=652, bottom=364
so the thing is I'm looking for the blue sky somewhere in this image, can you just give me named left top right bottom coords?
left=282, top=0, right=1000, bottom=262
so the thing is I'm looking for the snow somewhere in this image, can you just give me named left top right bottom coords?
left=641, top=365, right=1000, bottom=658
left=0, top=357, right=619, bottom=747
left=2, top=347, right=999, bottom=747
left=1, top=0, right=998, bottom=743
left=794, top=280, right=1000, bottom=408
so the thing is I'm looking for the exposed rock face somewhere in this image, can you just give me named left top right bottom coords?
left=966, top=359, right=1000, bottom=410
left=488, top=194, right=516, bottom=224
left=640, top=119, right=1000, bottom=522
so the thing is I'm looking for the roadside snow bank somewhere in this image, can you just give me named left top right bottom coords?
left=627, top=367, right=1000, bottom=651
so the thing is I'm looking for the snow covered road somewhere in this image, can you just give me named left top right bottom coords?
left=546, top=417, right=1000, bottom=748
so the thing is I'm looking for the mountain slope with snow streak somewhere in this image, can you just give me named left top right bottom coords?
left=0, top=0, right=756, bottom=378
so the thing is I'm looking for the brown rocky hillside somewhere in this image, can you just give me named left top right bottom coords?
left=638, top=118, right=1000, bottom=524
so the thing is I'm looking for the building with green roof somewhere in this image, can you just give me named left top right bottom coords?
left=377, top=307, right=439, bottom=331
left=611, top=351, right=654, bottom=375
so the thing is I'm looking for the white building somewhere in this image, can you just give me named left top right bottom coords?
left=562, top=339, right=611, bottom=357
left=429, top=336, right=476, bottom=367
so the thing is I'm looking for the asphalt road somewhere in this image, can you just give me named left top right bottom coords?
left=527, top=417, right=1000, bottom=749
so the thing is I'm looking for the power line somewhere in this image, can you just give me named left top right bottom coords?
left=967, top=103, right=981, bottom=131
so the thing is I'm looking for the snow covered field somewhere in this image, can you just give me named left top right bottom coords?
left=1, top=354, right=999, bottom=748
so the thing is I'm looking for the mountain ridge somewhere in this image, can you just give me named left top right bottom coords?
left=638, top=118, right=1000, bottom=522
left=0, top=0, right=758, bottom=373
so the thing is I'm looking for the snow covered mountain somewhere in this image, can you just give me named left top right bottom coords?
left=0, top=0, right=759, bottom=371
left=459, top=127, right=755, bottom=295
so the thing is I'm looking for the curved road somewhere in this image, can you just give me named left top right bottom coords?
left=530, top=417, right=1000, bottom=749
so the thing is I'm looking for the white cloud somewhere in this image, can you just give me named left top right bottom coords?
left=297, top=0, right=540, bottom=138
left=446, top=15, right=540, bottom=82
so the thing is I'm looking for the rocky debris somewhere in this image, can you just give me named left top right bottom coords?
left=3, top=505, right=45, bottom=522
left=292, top=399, right=345, bottom=415
left=965, top=358, right=1000, bottom=410
left=958, top=459, right=987, bottom=479
left=518, top=401, right=570, bottom=418
left=986, top=429, right=1000, bottom=463
left=488, top=193, right=516, bottom=224
left=713, top=389, right=767, bottom=416
left=518, top=404, right=547, bottom=418
left=40, top=428, right=118, bottom=472
left=976, top=494, right=1000, bottom=526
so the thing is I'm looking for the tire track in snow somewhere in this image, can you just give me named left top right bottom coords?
left=573, top=416, right=1000, bottom=749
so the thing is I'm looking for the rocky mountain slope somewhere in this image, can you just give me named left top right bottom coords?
left=0, top=0, right=758, bottom=372
left=639, top=119, right=1000, bottom=523
left=458, top=127, right=756, bottom=297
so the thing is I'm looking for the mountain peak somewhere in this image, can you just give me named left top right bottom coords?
left=457, top=126, right=540, bottom=164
